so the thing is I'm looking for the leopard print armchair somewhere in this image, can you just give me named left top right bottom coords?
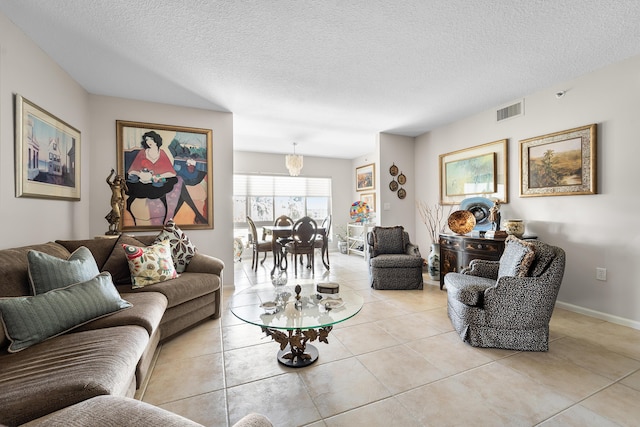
left=366, top=226, right=423, bottom=290
left=444, top=238, right=565, bottom=351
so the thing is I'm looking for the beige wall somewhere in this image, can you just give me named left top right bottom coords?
left=378, top=132, right=417, bottom=238
left=0, top=13, right=235, bottom=285
left=89, top=96, right=234, bottom=285
left=0, top=12, right=92, bottom=245
left=415, top=55, right=640, bottom=327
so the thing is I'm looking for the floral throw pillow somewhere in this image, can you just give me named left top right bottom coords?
left=153, top=219, right=197, bottom=273
left=122, top=240, right=178, bottom=289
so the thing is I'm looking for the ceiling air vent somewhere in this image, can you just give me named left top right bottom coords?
left=496, top=100, right=524, bottom=122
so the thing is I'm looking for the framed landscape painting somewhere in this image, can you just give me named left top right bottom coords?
left=15, top=95, right=81, bottom=200
left=116, top=120, right=213, bottom=231
left=356, top=163, right=375, bottom=191
left=520, top=124, right=597, bottom=197
left=439, top=139, right=508, bottom=205
left=444, top=152, right=496, bottom=197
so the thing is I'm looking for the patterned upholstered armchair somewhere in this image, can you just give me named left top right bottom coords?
left=445, top=237, right=565, bottom=351
left=366, top=226, right=423, bottom=290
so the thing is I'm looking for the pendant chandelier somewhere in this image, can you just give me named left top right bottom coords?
left=285, top=142, right=303, bottom=176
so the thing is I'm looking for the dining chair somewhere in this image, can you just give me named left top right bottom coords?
left=247, top=216, right=272, bottom=271
left=312, top=214, right=331, bottom=269
left=274, top=215, right=294, bottom=270
left=285, top=216, right=318, bottom=276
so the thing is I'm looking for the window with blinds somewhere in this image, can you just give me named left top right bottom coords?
left=233, top=174, right=332, bottom=225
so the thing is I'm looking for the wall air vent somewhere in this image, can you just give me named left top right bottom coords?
left=496, top=100, right=524, bottom=122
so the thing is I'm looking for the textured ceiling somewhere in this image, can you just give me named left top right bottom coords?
left=2, top=1, right=640, bottom=159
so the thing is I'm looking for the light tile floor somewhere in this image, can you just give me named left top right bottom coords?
left=142, top=252, right=640, bottom=427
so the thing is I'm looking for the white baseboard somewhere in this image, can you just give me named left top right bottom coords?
left=555, top=301, right=640, bottom=331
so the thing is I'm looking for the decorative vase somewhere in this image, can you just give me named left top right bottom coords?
left=427, top=243, right=440, bottom=281
left=271, top=270, right=288, bottom=287
left=337, top=241, right=347, bottom=254
left=504, top=219, right=525, bottom=238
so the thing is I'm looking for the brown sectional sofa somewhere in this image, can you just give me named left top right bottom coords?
left=0, top=234, right=250, bottom=426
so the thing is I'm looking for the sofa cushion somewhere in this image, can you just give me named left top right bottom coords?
left=73, top=291, right=167, bottom=337
left=370, top=253, right=423, bottom=268
left=123, top=240, right=178, bottom=289
left=28, top=246, right=100, bottom=294
left=101, top=234, right=149, bottom=285
left=0, top=272, right=131, bottom=352
left=497, top=236, right=536, bottom=279
left=0, top=325, right=148, bottom=426
left=444, top=272, right=496, bottom=306
left=55, top=238, right=119, bottom=270
left=0, top=242, right=72, bottom=351
left=20, top=395, right=205, bottom=427
left=0, top=242, right=71, bottom=298
left=153, top=219, right=197, bottom=273
left=372, top=226, right=406, bottom=256
left=116, top=271, right=217, bottom=309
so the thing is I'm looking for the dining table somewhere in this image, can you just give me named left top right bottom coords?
left=263, top=225, right=329, bottom=275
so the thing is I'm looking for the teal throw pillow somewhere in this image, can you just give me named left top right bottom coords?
left=0, top=272, right=131, bottom=353
left=28, top=246, right=100, bottom=294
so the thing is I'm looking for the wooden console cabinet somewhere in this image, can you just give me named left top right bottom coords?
left=439, top=233, right=506, bottom=290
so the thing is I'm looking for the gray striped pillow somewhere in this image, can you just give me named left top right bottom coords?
left=0, top=272, right=131, bottom=353
left=28, top=246, right=100, bottom=294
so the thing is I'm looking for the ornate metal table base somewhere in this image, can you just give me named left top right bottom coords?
left=277, top=344, right=319, bottom=367
left=262, top=326, right=333, bottom=368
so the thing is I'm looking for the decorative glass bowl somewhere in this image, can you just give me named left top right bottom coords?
left=350, top=201, right=371, bottom=223
left=271, top=270, right=288, bottom=287
left=448, top=210, right=477, bottom=235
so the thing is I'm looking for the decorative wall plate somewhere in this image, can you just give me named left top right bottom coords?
left=389, top=180, right=398, bottom=191
left=389, top=164, right=398, bottom=176
left=397, top=173, right=406, bottom=185
left=397, top=188, right=406, bottom=199
left=447, top=210, right=476, bottom=235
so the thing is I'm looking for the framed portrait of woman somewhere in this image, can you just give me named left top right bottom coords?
left=116, top=120, right=213, bottom=231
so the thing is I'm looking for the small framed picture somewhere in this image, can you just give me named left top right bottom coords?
left=520, top=124, right=597, bottom=197
left=360, top=192, right=376, bottom=211
left=15, top=95, right=81, bottom=200
left=356, top=163, right=375, bottom=191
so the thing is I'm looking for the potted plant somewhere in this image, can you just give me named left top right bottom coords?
left=334, top=225, right=348, bottom=254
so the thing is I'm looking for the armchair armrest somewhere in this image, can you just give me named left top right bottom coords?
left=405, top=243, right=421, bottom=258
left=185, top=252, right=224, bottom=276
left=462, top=259, right=499, bottom=279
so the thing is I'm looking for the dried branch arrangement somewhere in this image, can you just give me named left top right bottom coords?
left=416, top=200, right=453, bottom=244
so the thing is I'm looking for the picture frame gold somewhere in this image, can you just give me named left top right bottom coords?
left=14, top=94, right=81, bottom=201
left=519, top=124, right=597, bottom=197
left=360, top=192, right=376, bottom=211
left=356, top=163, right=375, bottom=191
left=439, top=139, right=508, bottom=205
left=116, top=120, right=213, bottom=231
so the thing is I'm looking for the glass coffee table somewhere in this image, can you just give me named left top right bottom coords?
left=230, top=282, right=363, bottom=367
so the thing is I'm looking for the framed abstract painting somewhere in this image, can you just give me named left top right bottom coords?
left=116, top=120, right=213, bottom=231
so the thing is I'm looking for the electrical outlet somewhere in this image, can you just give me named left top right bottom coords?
left=596, top=267, right=607, bottom=281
